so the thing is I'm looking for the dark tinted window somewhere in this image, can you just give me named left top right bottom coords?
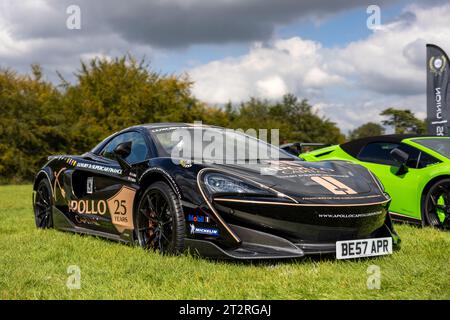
left=358, top=142, right=400, bottom=166
left=357, top=142, right=438, bottom=168
left=417, top=151, right=440, bottom=168
left=413, top=138, right=450, bottom=158
left=101, top=132, right=148, bottom=164
left=148, top=127, right=293, bottom=160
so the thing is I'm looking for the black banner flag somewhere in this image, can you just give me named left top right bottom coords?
left=427, top=44, right=450, bottom=136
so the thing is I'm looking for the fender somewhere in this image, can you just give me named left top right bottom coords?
left=139, top=167, right=182, bottom=199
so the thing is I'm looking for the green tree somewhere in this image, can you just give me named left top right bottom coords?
left=348, top=122, right=385, bottom=140
left=229, top=94, right=344, bottom=144
left=61, top=56, right=206, bottom=152
left=0, top=57, right=345, bottom=183
left=380, top=108, right=425, bottom=134
left=0, top=66, right=64, bottom=182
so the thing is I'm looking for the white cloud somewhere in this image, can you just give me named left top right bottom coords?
left=189, top=3, right=450, bottom=132
left=190, top=38, right=343, bottom=103
left=0, top=1, right=449, bottom=132
left=256, top=76, right=288, bottom=98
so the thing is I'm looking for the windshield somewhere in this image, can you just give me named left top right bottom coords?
left=412, top=138, right=450, bottom=158
left=149, top=126, right=294, bottom=162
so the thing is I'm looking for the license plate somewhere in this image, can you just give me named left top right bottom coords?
left=336, top=237, right=392, bottom=260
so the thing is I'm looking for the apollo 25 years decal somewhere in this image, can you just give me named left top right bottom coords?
left=68, top=187, right=136, bottom=233
left=52, top=157, right=136, bottom=233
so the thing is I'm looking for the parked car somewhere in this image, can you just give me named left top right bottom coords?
left=33, top=123, right=399, bottom=260
left=295, top=135, right=450, bottom=229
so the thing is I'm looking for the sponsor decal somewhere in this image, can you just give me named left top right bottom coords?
left=151, top=126, right=193, bottom=133
left=69, top=199, right=107, bottom=215
left=53, top=167, right=67, bottom=200
left=107, top=186, right=136, bottom=232
left=128, top=172, right=137, bottom=182
left=187, top=214, right=210, bottom=223
left=429, top=55, right=447, bottom=75
left=76, top=162, right=122, bottom=175
left=75, top=215, right=100, bottom=226
left=260, top=161, right=339, bottom=178
left=56, top=156, right=78, bottom=167
left=311, top=176, right=357, bottom=195
left=318, top=210, right=383, bottom=219
left=86, top=177, right=93, bottom=194
left=179, top=159, right=193, bottom=168
left=189, top=224, right=219, bottom=237
left=68, top=186, right=136, bottom=232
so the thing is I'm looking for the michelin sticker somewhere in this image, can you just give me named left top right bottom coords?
left=189, top=224, right=219, bottom=237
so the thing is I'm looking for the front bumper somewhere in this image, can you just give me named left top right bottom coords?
left=185, top=217, right=400, bottom=260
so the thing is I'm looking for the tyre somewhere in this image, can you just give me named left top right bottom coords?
left=34, top=179, right=54, bottom=229
left=422, top=178, right=450, bottom=229
left=135, top=181, right=185, bottom=254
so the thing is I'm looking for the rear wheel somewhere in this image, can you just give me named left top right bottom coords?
left=34, top=179, right=53, bottom=229
left=135, top=181, right=185, bottom=254
left=423, top=179, right=450, bottom=229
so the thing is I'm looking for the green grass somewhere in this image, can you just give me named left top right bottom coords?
left=1, top=184, right=449, bottom=300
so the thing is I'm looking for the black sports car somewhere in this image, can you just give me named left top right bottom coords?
left=33, top=123, right=400, bottom=260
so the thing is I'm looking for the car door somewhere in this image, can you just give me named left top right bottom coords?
left=355, top=141, right=430, bottom=218
left=69, top=131, right=149, bottom=237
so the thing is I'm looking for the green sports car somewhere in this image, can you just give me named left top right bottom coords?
left=292, top=135, right=450, bottom=229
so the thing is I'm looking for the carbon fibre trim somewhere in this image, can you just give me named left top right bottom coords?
left=390, top=211, right=422, bottom=225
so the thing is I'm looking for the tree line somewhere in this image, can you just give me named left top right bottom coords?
left=0, top=56, right=425, bottom=183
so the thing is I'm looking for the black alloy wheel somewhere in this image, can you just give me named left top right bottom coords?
left=34, top=179, right=53, bottom=229
left=135, top=181, right=185, bottom=254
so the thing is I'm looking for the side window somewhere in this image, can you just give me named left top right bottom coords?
left=417, top=151, right=440, bottom=168
left=101, top=132, right=148, bottom=164
left=358, top=142, right=438, bottom=168
left=397, top=144, right=421, bottom=168
left=357, top=142, right=400, bottom=165
left=397, top=144, right=439, bottom=168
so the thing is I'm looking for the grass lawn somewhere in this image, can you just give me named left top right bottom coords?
left=0, top=184, right=449, bottom=300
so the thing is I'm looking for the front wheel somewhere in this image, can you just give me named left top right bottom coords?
left=423, top=178, right=450, bottom=229
left=135, top=181, right=185, bottom=254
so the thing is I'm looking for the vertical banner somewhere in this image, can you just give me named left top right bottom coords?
left=426, top=44, right=450, bottom=136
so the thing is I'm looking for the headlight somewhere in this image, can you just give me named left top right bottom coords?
left=203, top=173, right=271, bottom=195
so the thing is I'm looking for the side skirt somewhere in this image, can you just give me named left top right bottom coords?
left=52, top=206, right=132, bottom=244
left=390, top=211, right=422, bottom=225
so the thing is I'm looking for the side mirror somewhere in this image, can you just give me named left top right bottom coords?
left=114, top=141, right=131, bottom=158
left=390, top=148, right=409, bottom=175
left=280, top=143, right=302, bottom=156
left=113, top=141, right=132, bottom=171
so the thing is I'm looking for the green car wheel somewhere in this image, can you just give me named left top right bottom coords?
left=423, top=178, right=450, bottom=229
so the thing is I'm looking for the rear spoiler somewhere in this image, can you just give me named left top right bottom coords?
left=280, top=142, right=331, bottom=156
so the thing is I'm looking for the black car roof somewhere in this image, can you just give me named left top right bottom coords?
left=91, top=123, right=223, bottom=154
left=341, top=134, right=433, bottom=158
left=137, top=123, right=221, bottom=130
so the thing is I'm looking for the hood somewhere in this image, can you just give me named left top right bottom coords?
left=200, top=159, right=387, bottom=204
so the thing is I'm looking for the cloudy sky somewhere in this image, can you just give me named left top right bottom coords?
left=1, top=0, right=450, bottom=132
